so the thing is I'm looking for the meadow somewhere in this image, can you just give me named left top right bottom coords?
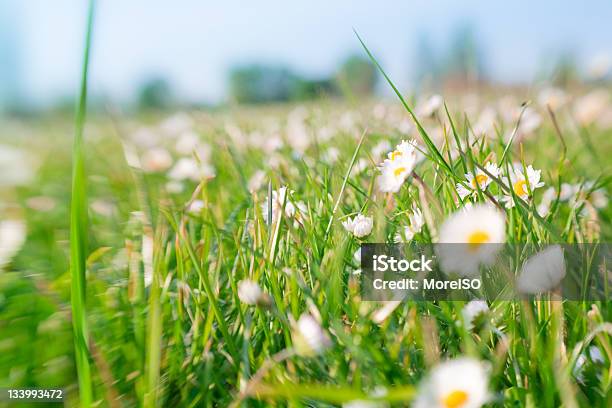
left=0, top=16, right=611, bottom=408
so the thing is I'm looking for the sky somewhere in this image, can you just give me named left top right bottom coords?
left=2, top=0, right=612, bottom=106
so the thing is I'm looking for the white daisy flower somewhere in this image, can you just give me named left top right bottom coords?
left=293, top=313, right=331, bottom=356
left=141, top=147, right=173, bottom=173
left=262, top=186, right=295, bottom=225
left=237, top=279, right=265, bottom=305
left=502, top=164, right=545, bottom=208
left=414, top=357, right=489, bottom=408
left=0, top=220, right=26, bottom=268
left=517, top=245, right=566, bottom=294
left=456, top=163, right=500, bottom=200
left=342, top=214, right=373, bottom=238
left=394, top=207, right=425, bottom=242
left=377, top=139, right=421, bottom=193
left=353, top=247, right=362, bottom=264
left=436, top=205, right=506, bottom=277
left=462, top=300, right=489, bottom=330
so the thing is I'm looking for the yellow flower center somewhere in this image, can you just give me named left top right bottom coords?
left=390, top=150, right=402, bottom=160
left=471, top=174, right=488, bottom=189
left=394, top=167, right=407, bottom=177
left=467, top=230, right=490, bottom=251
left=513, top=179, right=527, bottom=196
left=443, top=390, right=469, bottom=408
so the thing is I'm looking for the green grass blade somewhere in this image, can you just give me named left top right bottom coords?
left=70, top=1, right=95, bottom=406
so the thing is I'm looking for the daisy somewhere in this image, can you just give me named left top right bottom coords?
left=377, top=139, right=421, bottom=193
left=292, top=313, right=331, bottom=356
left=414, top=357, right=489, bottom=408
left=342, top=214, right=373, bottom=238
left=517, top=245, right=566, bottom=294
left=462, top=300, right=489, bottom=330
left=436, top=205, right=505, bottom=277
left=262, top=186, right=295, bottom=225
left=394, top=206, right=425, bottom=242
left=456, top=163, right=500, bottom=200
left=502, top=164, right=545, bottom=208
left=237, top=279, right=267, bottom=305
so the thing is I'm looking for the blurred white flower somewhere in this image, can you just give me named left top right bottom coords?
left=187, top=200, right=205, bottom=214
left=575, top=181, right=609, bottom=209
left=322, top=147, right=340, bottom=164
left=142, top=233, right=154, bottom=287
left=25, top=196, right=56, bottom=212
left=462, top=300, right=489, bottom=330
left=343, top=214, right=373, bottom=238
left=129, top=127, right=159, bottom=148
left=537, top=87, right=568, bottom=111
left=248, top=170, right=266, bottom=192
left=353, top=247, right=362, bottom=264
left=0, top=145, right=36, bottom=187
left=414, top=357, right=489, bottom=408
left=437, top=205, right=505, bottom=277
left=456, top=163, right=500, bottom=200
left=168, top=158, right=214, bottom=182
left=237, top=279, right=264, bottom=305
left=141, top=147, right=173, bottom=173
left=159, top=112, right=193, bottom=136
left=0, top=220, right=26, bottom=268
left=371, top=140, right=392, bottom=161
left=518, top=107, right=542, bottom=135
left=175, top=131, right=202, bottom=155
left=502, top=164, right=545, bottom=208
left=378, top=139, right=421, bottom=193
left=293, top=313, right=331, bottom=356
left=587, top=53, right=611, bottom=80
left=165, top=180, right=184, bottom=194
left=417, top=94, right=443, bottom=117
left=262, top=186, right=295, bottom=225
left=90, top=199, right=115, bottom=217
left=573, top=90, right=609, bottom=125
left=472, top=107, right=497, bottom=137
left=394, top=206, right=425, bottom=242
left=517, top=245, right=566, bottom=294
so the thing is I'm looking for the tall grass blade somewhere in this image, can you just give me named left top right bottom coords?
left=70, top=1, right=95, bottom=406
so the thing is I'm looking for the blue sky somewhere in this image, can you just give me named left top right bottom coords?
left=3, top=0, right=612, bottom=105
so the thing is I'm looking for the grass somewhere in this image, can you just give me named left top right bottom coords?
left=0, top=14, right=610, bottom=408
left=69, top=1, right=95, bottom=406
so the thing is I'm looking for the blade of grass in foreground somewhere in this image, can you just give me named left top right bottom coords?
left=70, top=1, right=95, bottom=406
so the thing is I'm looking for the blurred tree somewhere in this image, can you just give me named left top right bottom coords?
left=414, top=32, right=440, bottom=90
left=292, top=78, right=337, bottom=100
left=444, top=24, right=486, bottom=86
left=137, top=77, right=174, bottom=110
left=229, top=65, right=299, bottom=104
left=336, top=55, right=377, bottom=97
